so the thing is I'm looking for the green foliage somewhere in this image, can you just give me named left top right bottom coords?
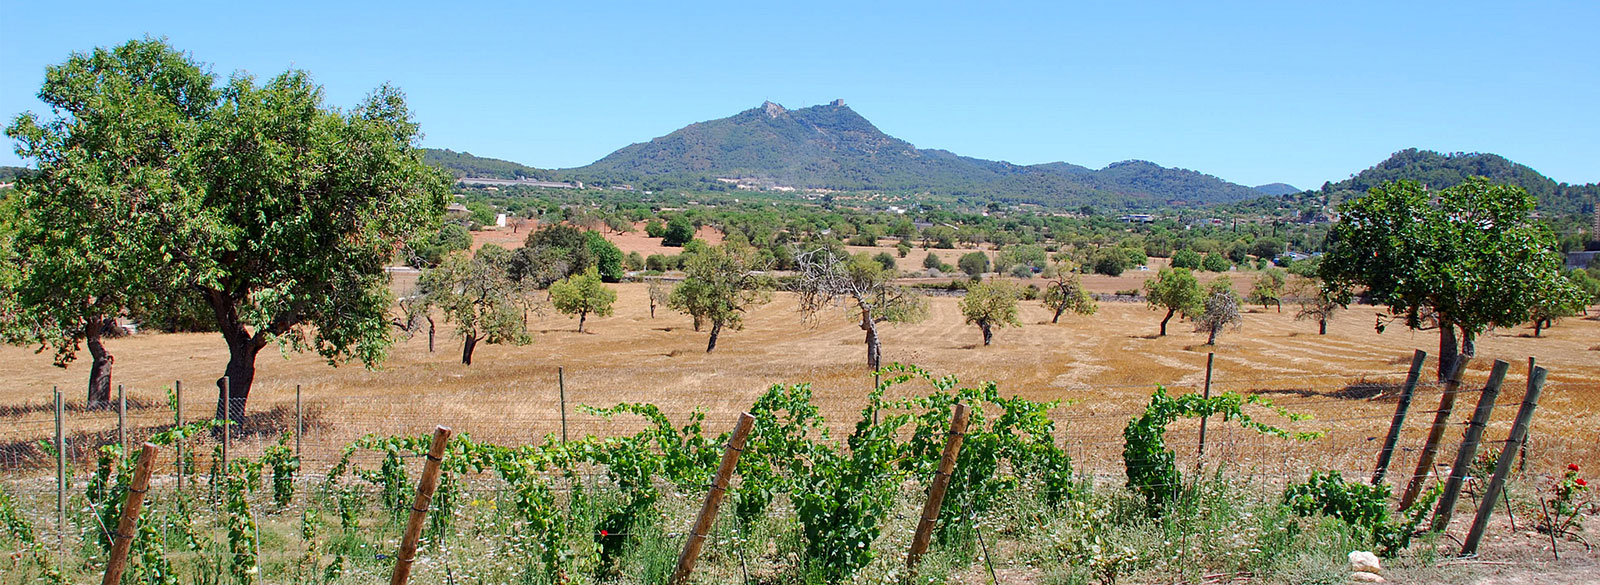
left=224, top=460, right=260, bottom=585
left=1248, top=268, right=1286, bottom=310
left=644, top=219, right=666, bottom=238
left=1043, top=261, right=1097, bottom=323
left=1283, top=471, right=1440, bottom=557
left=662, top=216, right=695, bottom=247
left=262, top=431, right=300, bottom=506
left=0, top=486, right=65, bottom=584
left=922, top=251, right=943, bottom=270
left=421, top=245, right=533, bottom=363
left=1123, top=386, right=1317, bottom=513
left=958, top=251, right=990, bottom=277
left=407, top=224, right=473, bottom=268
left=1171, top=248, right=1202, bottom=270
left=584, top=230, right=625, bottom=282
left=1320, top=178, right=1582, bottom=375
left=668, top=241, right=773, bottom=350
left=959, top=281, right=1022, bottom=345
left=1144, top=267, right=1204, bottom=335
left=872, top=251, right=898, bottom=272
left=1195, top=277, right=1243, bottom=344
left=549, top=267, right=617, bottom=332
left=423, top=148, right=552, bottom=180
left=1201, top=253, right=1232, bottom=272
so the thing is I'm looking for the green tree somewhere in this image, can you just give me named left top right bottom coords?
left=1170, top=248, right=1202, bottom=270
left=407, top=224, right=472, bottom=268
left=644, top=219, right=666, bottom=238
left=1320, top=178, right=1581, bottom=380
left=958, top=251, right=990, bottom=278
left=1201, top=254, right=1232, bottom=273
left=625, top=251, right=646, bottom=272
left=548, top=266, right=616, bottom=333
left=1288, top=275, right=1340, bottom=335
left=1248, top=268, right=1286, bottom=312
left=1042, top=261, right=1097, bottom=323
left=668, top=242, right=773, bottom=352
left=519, top=224, right=593, bottom=281
left=584, top=231, right=624, bottom=282
left=1527, top=271, right=1586, bottom=336
left=1144, top=268, right=1203, bottom=336
left=896, top=241, right=911, bottom=258
left=1090, top=248, right=1130, bottom=276
left=1194, top=278, right=1242, bottom=345
left=922, top=251, right=943, bottom=271
left=1, top=39, right=209, bottom=406
left=9, top=39, right=450, bottom=422
left=421, top=245, right=531, bottom=365
left=793, top=248, right=929, bottom=368
left=872, top=251, right=898, bottom=272
left=959, top=281, right=1021, bottom=346
left=662, top=216, right=695, bottom=247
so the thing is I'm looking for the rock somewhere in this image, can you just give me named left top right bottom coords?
left=1349, top=550, right=1383, bottom=573
left=1351, top=571, right=1386, bottom=583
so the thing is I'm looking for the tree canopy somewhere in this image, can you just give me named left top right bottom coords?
left=959, top=281, right=1021, bottom=346
left=668, top=242, right=773, bottom=352
left=1320, top=178, right=1581, bottom=380
left=549, top=266, right=616, bottom=332
left=422, top=245, right=532, bottom=365
left=792, top=248, right=928, bottom=368
left=1144, top=268, right=1203, bottom=337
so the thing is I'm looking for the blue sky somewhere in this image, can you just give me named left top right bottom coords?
left=2, top=1, right=1596, bottom=190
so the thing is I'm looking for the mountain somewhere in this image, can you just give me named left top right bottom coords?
left=424, top=149, right=553, bottom=181
left=555, top=100, right=1265, bottom=208
left=1253, top=183, right=1299, bottom=196
left=1324, top=148, right=1596, bottom=216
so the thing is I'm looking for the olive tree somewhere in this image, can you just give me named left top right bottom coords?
left=668, top=242, right=773, bottom=352
left=1527, top=272, right=1587, bottom=336
left=1320, top=178, right=1581, bottom=380
left=792, top=247, right=928, bottom=369
left=959, top=281, right=1021, bottom=346
left=549, top=266, right=616, bottom=332
left=422, top=245, right=533, bottom=365
left=1, top=39, right=208, bottom=406
left=1143, top=268, right=1204, bottom=336
left=1194, top=278, right=1242, bottom=345
left=1042, top=261, right=1097, bottom=323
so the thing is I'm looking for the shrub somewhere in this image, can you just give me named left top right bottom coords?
left=958, top=251, right=990, bottom=277
left=1201, top=253, right=1232, bottom=272
left=662, top=216, right=695, bottom=247
left=1282, top=470, right=1439, bottom=557
left=1171, top=249, right=1202, bottom=270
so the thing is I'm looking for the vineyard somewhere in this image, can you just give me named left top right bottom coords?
left=2, top=352, right=1597, bottom=584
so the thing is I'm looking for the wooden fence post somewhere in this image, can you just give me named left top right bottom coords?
left=389, top=426, right=453, bottom=585
left=671, top=412, right=756, bottom=585
left=54, top=387, right=65, bottom=558
left=1461, top=366, right=1547, bottom=557
left=1373, top=350, right=1426, bottom=485
left=1197, top=353, right=1214, bottom=457
left=117, top=384, right=126, bottom=451
left=1400, top=356, right=1471, bottom=509
left=908, top=403, right=972, bottom=570
left=1431, top=360, right=1508, bottom=532
left=101, top=443, right=158, bottom=585
left=558, top=367, right=567, bottom=444
left=295, top=384, right=303, bottom=458
left=221, top=377, right=230, bottom=477
left=175, top=380, right=183, bottom=492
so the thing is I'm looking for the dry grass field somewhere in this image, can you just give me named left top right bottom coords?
left=3, top=277, right=1597, bottom=484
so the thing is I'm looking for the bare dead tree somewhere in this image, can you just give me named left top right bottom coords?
left=1195, top=280, right=1243, bottom=345
left=792, top=247, right=928, bottom=369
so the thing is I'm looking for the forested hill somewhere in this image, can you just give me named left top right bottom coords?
left=1326, top=149, right=1597, bottom=216
left=1253, top=183, right=1300, bottom=196
left=423, top=149, right=554, bottom=181
left=556, top=100, right=1266, bottom=208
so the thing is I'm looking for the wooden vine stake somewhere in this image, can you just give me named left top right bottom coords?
left=1462, top=366, right=1548, bottom=557
left=389, top=426, right=453, bottom=585
left=101, top=443, right=159, bottom=585
left=671, top=412, right=756, bottom=585
left=907, top=403, right=971, bottom=570
left=1400, top=356, right=1471, bottom=509
left=1431, top=360, right=1508, bottom=532
left=1372, top=350, right=1426, bottom=485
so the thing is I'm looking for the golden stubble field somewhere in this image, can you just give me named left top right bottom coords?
left=3, top=277, right=1598, bottom=485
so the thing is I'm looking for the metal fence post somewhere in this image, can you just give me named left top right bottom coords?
left=117, top=384, right=126, bottom=451
left=54, top=387, right=65, bottom=559
left=175, top=380, right=183, bottom=492
left=558, top=367, right=567, bottom=444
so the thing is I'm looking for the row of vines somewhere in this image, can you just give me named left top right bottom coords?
left=1, top=364, right=1548, bottom=584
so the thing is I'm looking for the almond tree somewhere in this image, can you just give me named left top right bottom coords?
left=1194, top=278, right=1242, bottom=345
left=959, top=281, right=1021, bottom=346
left=1042, top=261, right=1097, bottom=323
left=422, top=245, right=533, bottom=365
left=668, top=242, right=773, bottom=352
left=1288, top=275, right=1339, bottom=335
left=1143, top=268, right=1203, bottom=336
left=549, top=266, right=616, bottom=332
left=792, top=247, right=928, bottom=369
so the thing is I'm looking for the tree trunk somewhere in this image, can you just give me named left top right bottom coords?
left=1318, top=319, right=1327, bottom=335
left=706, top=321, right=722, bottom=353
left=650, top=301, right=656, bottom=319
left=85, top=317, right=115, bottom=408
left=1533, top=320, right=1543, bottom=337
left=1274, top=299, right=1282, bottom=313
left=1438, top=317, right=1459, bottom=383
left=215, top=336, right=263, bottom=427
left=862, top=315, right=881, bottom=370
left=1461, top=327, right=1476, bottom=359
left=1207, top=326, right=1219, bottom=345
left=981, top=322, right=993, bottom=346
left=578, top=311, right=587, bottom=333
left=1159, top=308, right=1175, bottom=336
left=1051, top=304, right=1065, bottom=323
left=461, top=335, right=478, bottom=365
left=427, top=317, right=435, bottom=353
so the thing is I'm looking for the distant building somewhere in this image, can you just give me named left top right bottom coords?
left=445, top=202, right=470, bottom=216
left=1120, top=214, right=1154, bottom=223
left=1568, top=251, right=1599, bottom=271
